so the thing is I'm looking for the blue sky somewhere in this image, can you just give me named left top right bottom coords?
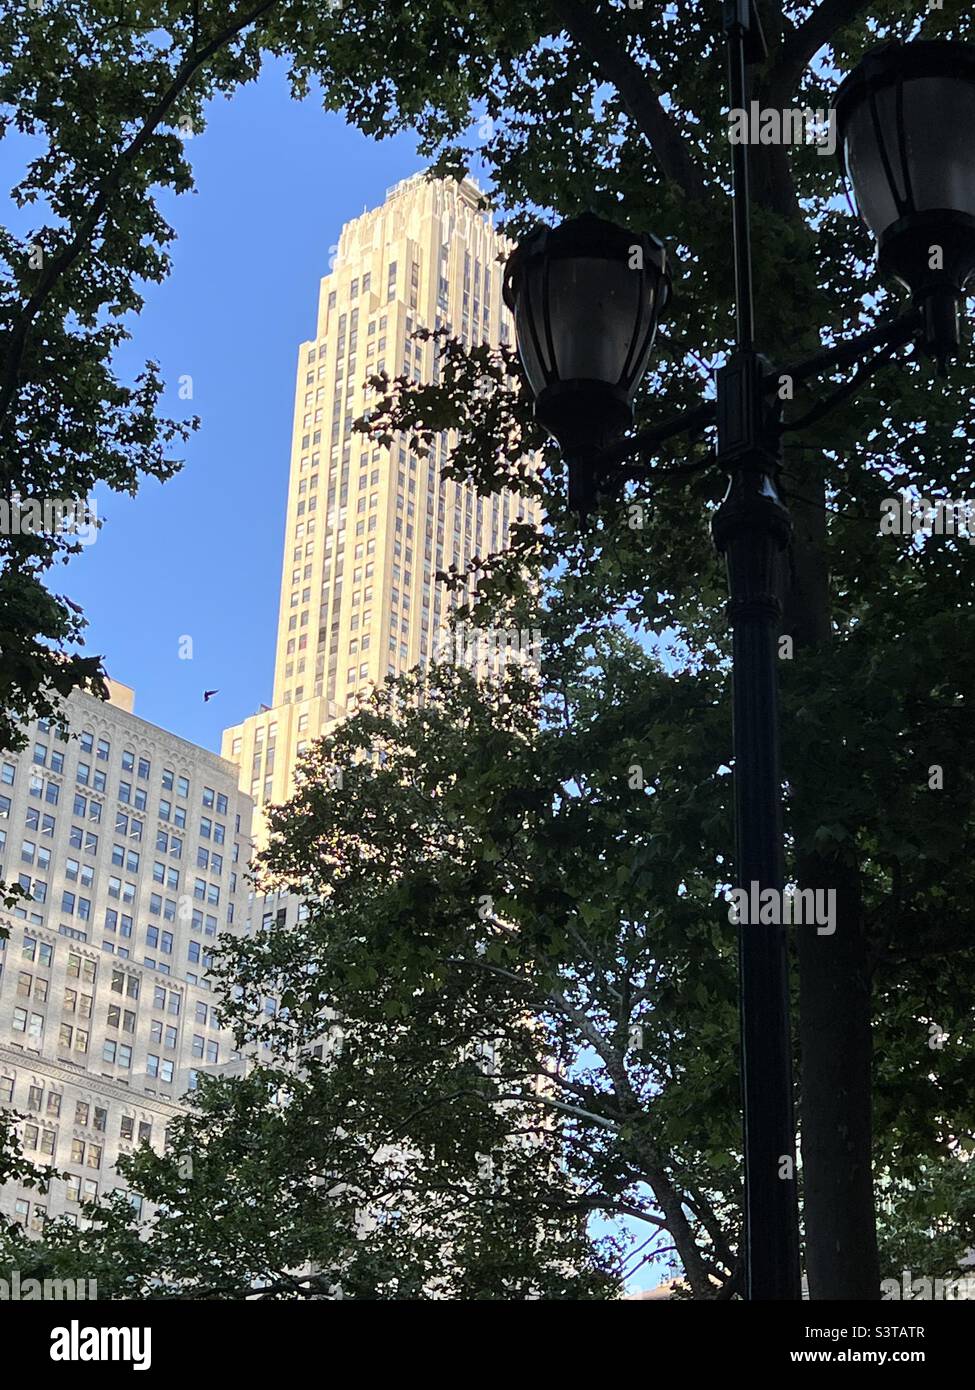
left=60, top=59, right=423, bottom=752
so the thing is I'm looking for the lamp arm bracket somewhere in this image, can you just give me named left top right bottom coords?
left=768, top=308, right=922, bottom=398
left=598, top=399, right=718, bottom=471
left=777, top=337, right=909, bottom=436
left=590, top=308, right=921, bottom=473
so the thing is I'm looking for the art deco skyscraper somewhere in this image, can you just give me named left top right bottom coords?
left=222, top=174, right=533, bottom=835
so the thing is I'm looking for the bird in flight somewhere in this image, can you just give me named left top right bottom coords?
left=203, top=689, right=219, bottom=703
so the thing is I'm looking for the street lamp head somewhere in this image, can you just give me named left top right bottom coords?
left=502, top=212, right=670, bottom=513
left=836, top=39, right=975, bottom=369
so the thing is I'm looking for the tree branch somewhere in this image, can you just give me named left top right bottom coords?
left=0, top=0, right=282, bottom=434
left=548, top=986, right=630, bottom=1093
left=496, top=1090, right=620, bottom=1132
left=547, top=0, right=708, bottom=202
left=769, top=0, right=875, bottom=95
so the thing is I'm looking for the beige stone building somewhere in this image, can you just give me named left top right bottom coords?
left=221, top=173, right=534, bottom=837
left=0, top=683, right=255, bottom=1232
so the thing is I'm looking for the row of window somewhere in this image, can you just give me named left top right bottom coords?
left=2, top=1074, right=157, bottom=1148
left=11, top=1199, right=58, bottom=1230
left=8, top=749, right=233, bottom=820
left=8, top=932, right=223, bottom=1006
left=9, top=870, right=231, bottom=930
left=70, top=1138, right=102, bottom=1168
left=4, top=785, right=235, bottom=851
left=13, top=821, right=237, bottom=905
left=12, top=1191, right=142, bottom=1227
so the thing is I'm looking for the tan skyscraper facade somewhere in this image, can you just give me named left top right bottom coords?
left=222, top=174, right=533, bottom=835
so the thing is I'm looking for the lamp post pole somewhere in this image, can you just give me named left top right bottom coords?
left=710, top=0, right=802, bottom=1300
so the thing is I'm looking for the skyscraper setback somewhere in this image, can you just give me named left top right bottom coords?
left=222, top=174, right=533, bottom=834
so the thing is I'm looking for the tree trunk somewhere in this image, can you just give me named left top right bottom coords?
left=751, top=120, right=882, bottom=1298
left=782, top=473, right=880, bottom=1300
left=794, top=850, right=879, bottom=1298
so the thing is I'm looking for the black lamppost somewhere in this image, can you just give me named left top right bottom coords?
left=503, top=14, right=975, bottom=1301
